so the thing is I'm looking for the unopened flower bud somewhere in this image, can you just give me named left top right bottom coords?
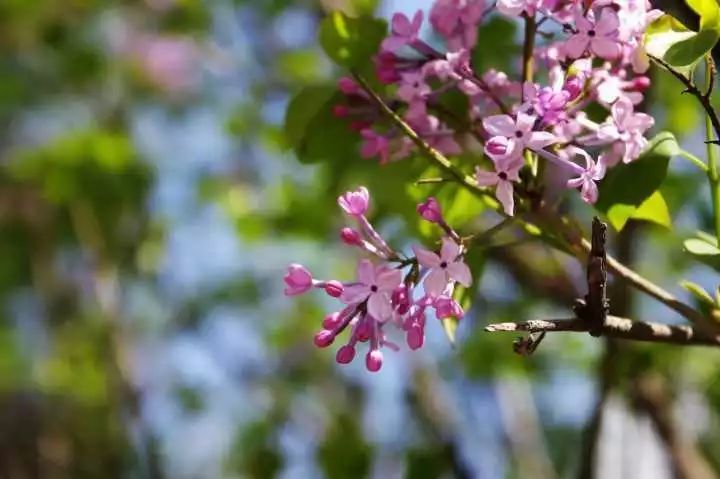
left=632, top=76, right=651, bottom=92
left=283, top=264, right=313, bottom=296
left=332, top=104, right=349, bottom=118
left=406, top=325, right=424, bottom=350
left=435, top=296, right=464, bottom=319
left=564, top=76, right=583, bottom=101
left=365, top=349, right=383, bottom=372
left=323, top=312, right=341, bottom=329
left=340, top=227, right=362, bottom=245
left=324, top=280, right=344, bottom=298
left=336, top=344, right=356, bottom=364
left=416, top=197, right=443, bottom=223
left=338, top=186, right=370, bottom=216
left=313, top=329, right=335, bottom=348
left=337, top=77, right=360, bottom=95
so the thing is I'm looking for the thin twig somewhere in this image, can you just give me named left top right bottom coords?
left=485, top=315, right=720, bottom=346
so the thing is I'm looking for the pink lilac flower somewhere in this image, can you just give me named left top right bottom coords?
left=496, top=0, right=541, bottom=17
left=413, top=237, right=471, bottom=296
left=564, top=9, right=621, bottom=60
left=566, top=149, right=607, bottom=204
left=597, top=97, right=654, bottom=163
left=483, top=112, right=556, bottom=153
left=430, top=0, right=485, bottom=50
left=341, top=259, right=403, bottom=320
left=381, top=10, right=424, bottom=53
left=283, top=264, right=313, bottom=296
left=476, top=155, right=524, bottom=216
left=338, top=186, right=370, bottom=216
left=360, top=129, right=391, bottom=163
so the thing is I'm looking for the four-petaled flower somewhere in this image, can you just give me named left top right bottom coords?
left=381, top=10, right=423, bottom=53
left=483, top=112, right=556, bottom=153
left=341, top=259, right=403, bottom=320
left=565, top=9, right=621, bottom=60
left=567, top=149, right=607, bottom=204
left=476, top=155, right=524, bottom=216
left=597, top=97, right=654, bottom=163
left=338, top=186, right=370, bottom=216
left=413, top=237, right=472, bottom=297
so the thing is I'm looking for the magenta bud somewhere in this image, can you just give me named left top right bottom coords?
left=434, top=296, right=464, bottom=319
left=391, top=285, right=410, bottom=314
left=416, top=197, right=443, bottom=223
left=354, top=321, right=371, bottom=342
left=338, top=77, right=360, bottom=95
left=313, top=329, right=335, bottom=348
left=324, top=280, right=344, bottom=298
left=332, top=104, right=349, bottom=118
left=350, top=120, right=371, bottom=132
left=406, top=326, right=424, bottom=350
left=365, top=349, right=383, bottom=372
left=323, top=312, right=341, bottom=329
left=336, top=344, right=356, bottom=364
left=337, top=187, right=370, bottom=217
left=485, top=136, right=509, bottom=156
left=632, top=76, right=651, bottom=91
left=564, top=76, right=583, bottom=101
left=340, top=227, right=362, bottom=245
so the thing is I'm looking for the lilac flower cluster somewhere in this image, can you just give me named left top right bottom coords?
left=334, top=0, right=659, bottom=215
left=283, top=188, right=472, bottom=372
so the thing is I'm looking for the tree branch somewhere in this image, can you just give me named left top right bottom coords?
left=352, top=74, right=716, bottom=335
left=485, top=315, right=720, bottom=346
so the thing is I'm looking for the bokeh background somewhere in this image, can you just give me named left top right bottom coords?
left=2, top=0, right=720, bottom=478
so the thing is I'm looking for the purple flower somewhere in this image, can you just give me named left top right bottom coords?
left=341, top=259, right=403, bottom=320
left=597, top=97, right=654, bottom=163
left=566, top=149, right=606, bottom=204
left=283, top=264, right=313, bottom=296
left=483, top=112, right=556, bottom=153
left=338, top=186, right=370, bottom=216
left=565, top=9, right=621, bottom=60
left=381, top=10, right=423, bottom=53
left=476, top=154, right=524, bottom=216
left=413, top=237, right=472, bottom=297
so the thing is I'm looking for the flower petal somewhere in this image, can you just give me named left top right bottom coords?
left=376, top=268, right=403, bottom=291
left=483, top=115, right=515, bottom=136
left=423, top=268, right=448, bottom=297
left=357, top=259, right=376, bottom=285
left=496, top=180, right=515, bottom=216
left=440, top=237, right=460, bottom=261
left=564, top=35, right=589, bottom=58
left=447, top=261, right=472, bottom=287
left=412, top=244, right=441, bottom=268
left=527, top=131, right=557, bottom=150
left=368, top=293, right=392, bottom=321
left=341, top=284, right=370, bottom=304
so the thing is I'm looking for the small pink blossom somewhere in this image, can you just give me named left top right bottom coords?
left=413, top=237, right=471, bottom=297
left=476, top=155, right=524, bottom=216
left=430, top=0, right=485, bottom=50
left=338, top=186, right=370, bottom=216
left=597, top=97, right=654, bottom=163
left=283, top=264, right=313, bottom=296
left=341, top=259, right=403, bottom=320
left=564, top=9, right=621, bottom=60
left=566, top=149, right=606, bottom=204
left=381, top=10, right=423, bottom=53
left=360, top=129, right=391, bottom=163
left=366, top=349, right=383, bottom=372
left=483, top=112, right=556, bottom=153
left=497, top=0, right=541, bottom=17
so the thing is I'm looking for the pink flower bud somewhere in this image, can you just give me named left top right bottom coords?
left=324, top=280, right=344, bottom=298
left=391, top=285, right=410, bottom=314
left=485, top=136, right=509, bottom=157
left=354, top=320, right=371, bottom=342
left=349, top=120, right=371, bottom=132
left=323, top=312, right=341, bottom=329
left=406, top=326, right=424, bottom=350
left=564, top=76, right=583, bottom=101
left=332, top=104, right=349, bottom=118
left=365, top=349, right=383, bottom=372
left=632, top=76, right=651, bottom=92
left=416, top=197, right=443, bottom=223
left=338, top=77, right=360, bottom=95
left=336, top=344, right=356, bottom=364
left=313, top=329, right=335, bottom=348
left=337, top=186, right=370, bottom=216
left=340, top=227, right=362, bottom=245
left=434, top=296, right=464, bottom=319
left=283, top=263, right=313, bottom=296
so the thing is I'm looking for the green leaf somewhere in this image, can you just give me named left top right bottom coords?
left=680, top=280, right=716, bottom=306
left=471, top=16, right=519, bottom=72
left=664, top=28, right=719, bottom=67
left=283, top=85, right=336, bottom=151
left=441, top=318, right=459, bottom=347
left=683, top=234, right=720, bottom=271
left=318, top=12, right=386, bottom=68
left=596, top=132, right=678, bottom=230
left=684, top=237, right=720, bottom=255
